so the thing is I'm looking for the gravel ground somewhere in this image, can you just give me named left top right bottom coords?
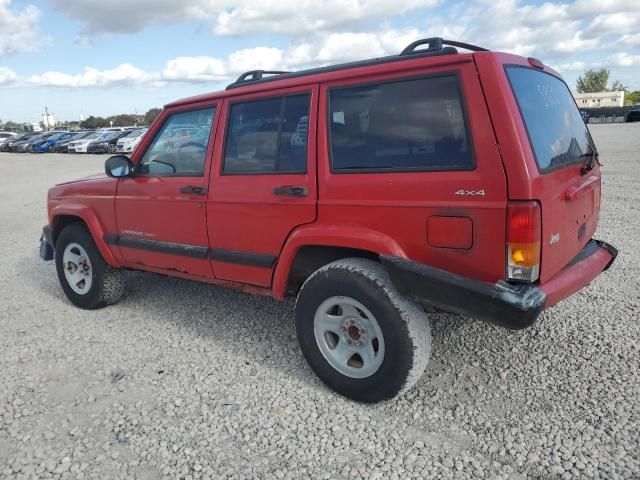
left=0, top=123, right=638, bottom=480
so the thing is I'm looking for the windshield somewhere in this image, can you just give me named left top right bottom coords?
left=84, top=132, right=101, bottom=140
left=506, top=66, right=594, bottom=173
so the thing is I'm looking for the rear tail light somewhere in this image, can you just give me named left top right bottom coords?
left=507, top=201, right=541, bottom=282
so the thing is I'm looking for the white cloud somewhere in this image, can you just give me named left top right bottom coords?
left=162, top=56, right=227, bottom=83
left=553, top=61, right=587, bottom=72
left=13, top=0, right=640, bottom=92
left=30, top=27, right=422, bottom=87
left=606, top=52, right=640, bottom=67
left=212, top=0, right=436, bottom=36
left=28, top=64, right=162, bottom=88
left=50, top=0, right=437, bottom=38
left=585, top=11, right=640, bottom=38
left=0, top=66, right=17, bottom=84
left=620, top=33, right=640, bottom=46
left=0, top=0, right=41, bottom=56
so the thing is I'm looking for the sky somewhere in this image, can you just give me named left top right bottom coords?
left=0, top=0, right=639, bottom=123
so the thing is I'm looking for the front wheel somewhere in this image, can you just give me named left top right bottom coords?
left=295, top=258, right=431, bottom=402
left=55, top=223, right=125, bottom=309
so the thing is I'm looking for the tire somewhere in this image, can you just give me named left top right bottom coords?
left=295, top=258, right=431, bottom=402
left=55, top=223, right=125, bottom=309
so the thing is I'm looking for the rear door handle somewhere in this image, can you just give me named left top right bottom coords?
left=273, top=185, right=308, bottom=197
left=180, top=186, right=207, bottom=195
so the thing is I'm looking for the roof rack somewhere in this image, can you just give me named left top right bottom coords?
left=226, top=38, right=488, bottom=90
left=229, top=70, right=291, bottom=87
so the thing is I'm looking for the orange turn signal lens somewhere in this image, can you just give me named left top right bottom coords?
left=509, top=242, right=540, bottom=267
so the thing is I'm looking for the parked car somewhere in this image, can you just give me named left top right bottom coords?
left=67, top=130, right=113, bottom=153
left=579, top=110, right=589, bottom=123
left=40, top=38, right=617, bottom=402
left=31, top=131, right=70, bottom=153
left=87, top=130, right=132, bottom=154
left=34, top=131, right=79, bottom=153
left=116, top=128, right=147, bottom=154
left=626, top=108, right=640, bottom=122
left=53, top=131, right=96, bottom=153
left=17, top=131, right=62, bottom=152
left=0, top=131, right=17, bottom=141
left=6, top=131, right=41, bottom=152
left=0, top=132, right=20, bottom=151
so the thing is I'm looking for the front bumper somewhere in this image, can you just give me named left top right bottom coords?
left=381, top=239, right=617, bottom=330
left=40, top=225, right=54, bottom=260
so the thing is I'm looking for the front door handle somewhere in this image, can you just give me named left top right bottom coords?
left=273, top=185, right=308, bottom=197
left=180, top=185, right=207, bottom=195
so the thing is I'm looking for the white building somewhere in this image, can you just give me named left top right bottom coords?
left=574, top=91, right=625, bottom=108
left=41, top=112, right=55, bottom=130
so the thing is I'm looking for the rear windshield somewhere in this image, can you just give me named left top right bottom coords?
left=506, top=66, right=594, bottom=173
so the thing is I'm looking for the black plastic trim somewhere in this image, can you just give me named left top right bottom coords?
left=104, top=235, right=209, bottom=259
left=596, top=240, right=618, bottom=270
left=210, top=249, right=276, bottom=268
left=103, top=234, right=277, bottom=268
left=42, top=225, right=54, bottom=247
left=381, top=255, right=547, bottom=330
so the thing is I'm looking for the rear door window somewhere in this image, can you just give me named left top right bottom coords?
left=223, top=94, right=310, bottom=174
left=329, top=75, right=474, bottom=172
left=506, top=67, right=595, bottom=173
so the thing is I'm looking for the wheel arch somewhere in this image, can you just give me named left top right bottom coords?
left=50, top=205, right=120, bottom=267
left=272, top=224, right=406, bottom=299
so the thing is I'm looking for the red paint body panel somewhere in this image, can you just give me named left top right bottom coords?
left=314, top=59, right=507, bottom=285
left=206, top=85, right=319, bottom=287
left=427, top=216, right=473, bottom=249
left=48, top=176, right=120, bottom=267
left=541, top=246, right=613, bottom=307
left=474, top=53, right=601, bottom=283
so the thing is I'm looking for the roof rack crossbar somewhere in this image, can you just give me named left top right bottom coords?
left=231, top=70, right=290, bottom=86
left=401, top=37, right=488, bottom=55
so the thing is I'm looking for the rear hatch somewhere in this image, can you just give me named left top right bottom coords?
left=506, top=66, right=600, bottom=283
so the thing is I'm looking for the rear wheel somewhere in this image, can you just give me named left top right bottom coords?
left=295, top=258, right=431, bottom=402
left=55, top=223, right=125, bottom=309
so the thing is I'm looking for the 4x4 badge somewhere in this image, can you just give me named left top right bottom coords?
left=454, top=189, right=486, bottom=196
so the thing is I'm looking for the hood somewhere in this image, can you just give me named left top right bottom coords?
left=56, top=172, right=107, bottom=186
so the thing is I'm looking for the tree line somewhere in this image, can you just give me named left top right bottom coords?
left=0, top=107, right=162, bottom=132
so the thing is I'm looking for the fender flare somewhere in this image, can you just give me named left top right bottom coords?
left=271, top=224, right=406, bottom=299
left=50, top=203, right=120, bottom=268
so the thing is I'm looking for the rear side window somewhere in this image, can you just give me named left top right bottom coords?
left=329, top=75, right=473, bottom=172
left=506, top=67, right=594, bottom=173
left=223, top=94, right=310, bottom=174
left=138, top=107, right=215, bottom=176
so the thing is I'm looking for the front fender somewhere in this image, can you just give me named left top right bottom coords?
left=271, top=224, right=406, bottom=299
left=50, top=203, right=120, bottom=268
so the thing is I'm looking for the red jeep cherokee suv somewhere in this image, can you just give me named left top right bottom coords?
left=41, top=39, right=616, bottom=402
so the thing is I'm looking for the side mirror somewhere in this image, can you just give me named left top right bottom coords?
left=105, top=155, right=133, bottom=178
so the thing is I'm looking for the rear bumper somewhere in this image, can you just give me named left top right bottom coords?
left=381, top=239, right=617, bottom=330
left=540, top=240, right=616, bottom=307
